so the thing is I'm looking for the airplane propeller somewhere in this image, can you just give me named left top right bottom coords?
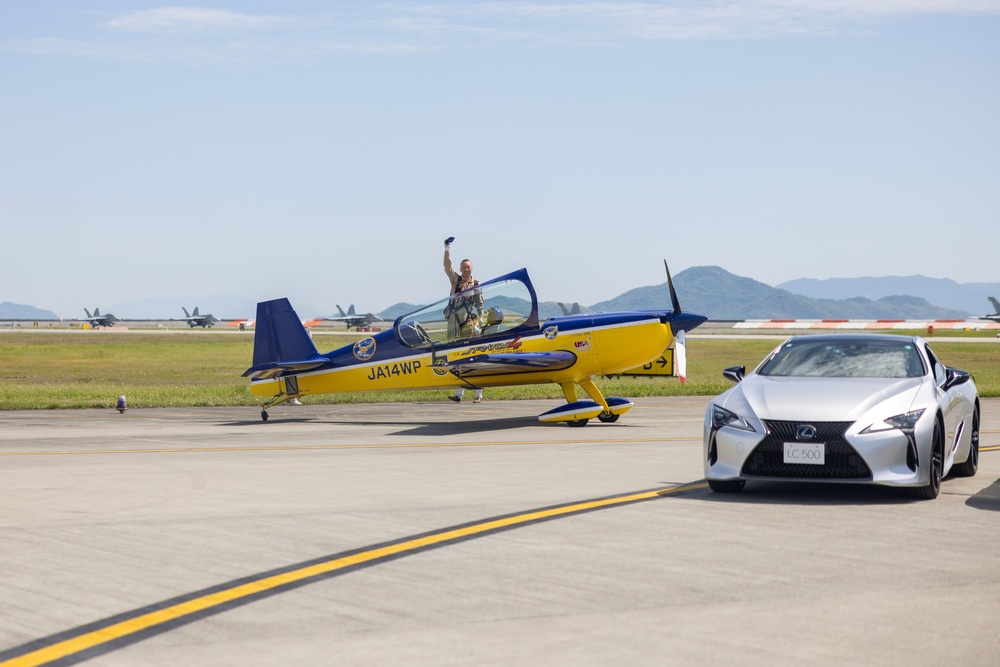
left=665, top=260, right=681, bottom=314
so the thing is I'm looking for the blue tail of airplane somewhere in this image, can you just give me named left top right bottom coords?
left=243, top=298, right=328, bottom=379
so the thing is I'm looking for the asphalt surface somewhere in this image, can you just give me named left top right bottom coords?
left=2, top=397, right=999, bottom=666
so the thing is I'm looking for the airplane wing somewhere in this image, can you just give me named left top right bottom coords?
left=446, top=351, right=577, bottom=378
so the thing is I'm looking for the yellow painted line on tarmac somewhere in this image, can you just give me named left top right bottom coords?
left=0, top=481, right=707, bottom=667
left=0, top=437, right=701, bottom=457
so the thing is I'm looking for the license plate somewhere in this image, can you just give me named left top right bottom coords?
left=783, top=442, right=825, bottom=465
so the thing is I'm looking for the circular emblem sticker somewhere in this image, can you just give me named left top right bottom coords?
left=544, top=325, right=558, bottom=340
left=353, top=337, right=376, bottom=360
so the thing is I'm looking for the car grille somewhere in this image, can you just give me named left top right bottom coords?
left=741, top=420, right=872, bottom=480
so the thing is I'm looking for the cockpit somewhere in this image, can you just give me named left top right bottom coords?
left=395, top=269, right=539, bottom=349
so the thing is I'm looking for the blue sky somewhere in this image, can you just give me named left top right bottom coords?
left=2, top=2, right=998, bottom=318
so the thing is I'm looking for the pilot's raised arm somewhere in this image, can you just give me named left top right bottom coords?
left=443, top=236, right=458, bottom=292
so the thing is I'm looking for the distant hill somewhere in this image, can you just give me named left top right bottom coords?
left=10, top=268, right=993, bottom=323
left=590, top=266, right=971, bottom=320
left=778, top=276, right=1000, bottom=317
left=0, top=301, right=59, bottom=320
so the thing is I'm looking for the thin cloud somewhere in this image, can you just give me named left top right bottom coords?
left=4, top=1, right=999, bottom=62
left=105, top=6, right=296, bottom=32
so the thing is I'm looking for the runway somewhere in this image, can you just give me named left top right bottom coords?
left=1, top=398, right=999, bottom=666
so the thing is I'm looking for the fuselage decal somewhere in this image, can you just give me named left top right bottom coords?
left=366, top=360, right=422, bottom=381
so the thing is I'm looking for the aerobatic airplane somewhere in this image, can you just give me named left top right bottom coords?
left=244, top=262, right=706, bottom=425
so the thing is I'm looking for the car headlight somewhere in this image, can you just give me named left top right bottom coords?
left=711, top=404, right=755, bottom=432
left=861, top=408, right=926, bottom=434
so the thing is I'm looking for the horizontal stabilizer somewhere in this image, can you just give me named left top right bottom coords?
left=243, top=298, right=328, bottom=379
left=447, top=351, right=577, bottom=377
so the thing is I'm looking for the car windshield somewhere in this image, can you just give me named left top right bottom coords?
left=757, top=339, right=925, bottom=378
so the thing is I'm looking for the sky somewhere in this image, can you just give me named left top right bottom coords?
left=2, top=1, right=999, bottom=318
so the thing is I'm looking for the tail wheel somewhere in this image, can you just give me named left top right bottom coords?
left=261, top=410, right=269, bottom=422
left=952, top=404, right=980, bottom=477
left=908, top=418, right=943, bottom=500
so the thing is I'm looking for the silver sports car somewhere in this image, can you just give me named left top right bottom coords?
left=704, top=334, right=980, bottom=499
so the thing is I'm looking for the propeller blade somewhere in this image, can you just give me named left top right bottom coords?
left=664, top=260, right=681, bottom=314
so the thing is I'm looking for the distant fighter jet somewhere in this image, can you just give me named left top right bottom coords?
left=179, top=307, right=219, bottom=328
left=83, top=308, right=119, bottom=327
left=324, top=304, right=383, bottom=330
left=558, top=302, right=581, bottom=316
left=980, top=297, right=1000, bottom=323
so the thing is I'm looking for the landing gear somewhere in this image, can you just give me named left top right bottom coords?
left=567, top=418, right=589, bottom=427
left=261, top=410, right=269, bottom=422
left=597, top=411, right=620, bottom=423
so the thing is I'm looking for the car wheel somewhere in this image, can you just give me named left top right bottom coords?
left=708, top=479, right=746, bottom=493
left=952, top=404, right=980, bottom=478
left=907, top=418, right=943, bottom=500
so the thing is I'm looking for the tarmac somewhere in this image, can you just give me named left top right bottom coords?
left=2, top=397, right=999, bottom=666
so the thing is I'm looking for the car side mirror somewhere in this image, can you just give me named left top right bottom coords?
left=942, top=367, right=971, bottom=391
left=723, top=366, right=745, bottom=383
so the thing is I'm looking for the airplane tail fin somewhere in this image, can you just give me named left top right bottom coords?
left=193, top=307, right=200, bottom=316
left=243, top=298, right=328, bottom=380
left=348, top=305, right=356, bottom=315
left=336, top=305, right=347, bottom=317
left=84, top=308, right=92, bottom=318
left=182, top=307, right=191, bottom=317
left=989, top=297, right=1000, bottom=315
left=93, top=308, right=101, bottom=316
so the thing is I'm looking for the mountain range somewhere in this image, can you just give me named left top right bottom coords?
left=4, top=268, right=998, bottom=322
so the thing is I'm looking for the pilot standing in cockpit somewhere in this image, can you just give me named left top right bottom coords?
left=443, top=236, right=483, bottom=339
left=443, top=236, right=485, bottom=403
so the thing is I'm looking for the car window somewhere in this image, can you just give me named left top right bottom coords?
left=758, top=339, right=925, bottom=378
left=924, top=344, right=947, bottom=384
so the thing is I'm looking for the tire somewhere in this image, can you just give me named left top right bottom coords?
left=597, top=412, right=620, bottom=423
left=951, top=404, right=980, bottom=478
left=566, top=418, right=589, bottom=427
left=907, top=418, right=943, bottom=500
left=708, top=479, right=746, bottom=493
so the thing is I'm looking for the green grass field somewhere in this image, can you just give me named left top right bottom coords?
left=0, top=331, right=997, bottom=410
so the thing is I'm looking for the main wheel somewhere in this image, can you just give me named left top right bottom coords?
left=951, top=405, right=979, bottom=477
left=907, top=418, right=943, bottom=500
left=566, top=418, right=589, bottom=427
left=597, top=411, right=620, bottom=423
left=261, top=410, right=269, bottom=422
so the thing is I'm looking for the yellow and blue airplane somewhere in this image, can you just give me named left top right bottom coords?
left=243, top=262, right=706, bottom=425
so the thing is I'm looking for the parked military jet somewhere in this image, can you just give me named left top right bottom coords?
left=83, top=308, right=119, bottom=327
left=323, top=305, right=383, bottom=330
left=179, top=307, right=219, bottom=328
left=558, top=302, right=582, bottom=316
left=244, top=262, right=706, bottom=425
left=980, top=297, right=1000, bottom=323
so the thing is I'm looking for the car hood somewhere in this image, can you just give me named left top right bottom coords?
left=737, top=376, right=924, bottom=422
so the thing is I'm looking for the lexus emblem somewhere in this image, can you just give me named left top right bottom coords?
left=795, top=425, right=817, bottom=440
